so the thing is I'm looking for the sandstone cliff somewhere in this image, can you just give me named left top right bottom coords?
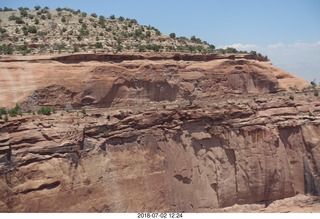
left=0, top=54, right=319, bottom=212
left=0, top=53, right=307, bottom=109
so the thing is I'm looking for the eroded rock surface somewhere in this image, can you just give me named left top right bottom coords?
left=0, top=53, right=319, bottom=212
left=0, top=92, right=319, bottom=212
left=0, top=53, right=308, bottom=109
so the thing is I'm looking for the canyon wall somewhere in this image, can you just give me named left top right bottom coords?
left=0, top=53, right=319, bottom=212
left=0, top=53, right=308, bottom=109
left=1, top=94, right=319, bottom=212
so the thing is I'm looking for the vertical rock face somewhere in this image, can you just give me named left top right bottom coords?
left=0, top=94, right=319, bottom=212
left=0, top=54, right=319, bottom=212
left=0, top=53, right=309, bottom=109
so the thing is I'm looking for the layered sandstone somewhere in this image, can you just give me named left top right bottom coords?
left=0, top=53, right=308, bottom=109
left=0, top=53, right=319, bottom=212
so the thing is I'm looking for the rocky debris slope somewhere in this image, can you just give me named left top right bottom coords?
left=0, top=53, right=307, bottom=109
left=0, top=92, right=319, bottom=212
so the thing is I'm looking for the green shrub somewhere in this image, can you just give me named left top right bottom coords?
left=37, top=31, right=47, bottom=36
left=0, top=108, right=7, bottom=116
left=37, top=106, right=52, bottom=115
left=61, top=16, right=66, bottom=22
left=9, top=103, right=21, bottom=117
left=314, top=90, right=319, bottom=97
left=28, top=25, right=37, bottom=33
left=0, top=27, right=6, bottom=34
left=35, top=18, right=39, bottom=24
left=15, top=17, right=25, bottom=24
left=0, top=44, right=14, bottom=54
left=91, top=13, right=97, bottom=18
left=34, top=6, right=41, bottom=10
left=145, top=31, right=151, bottom=37
left=95, top=42, right=103, bottom=48
left=169, top=33, right=176, bottom=39
left=79, top=27, right=89, bottom=36
left=20, top=9, right=28, bottom=17
left=109, top=14, right=115, bottom=19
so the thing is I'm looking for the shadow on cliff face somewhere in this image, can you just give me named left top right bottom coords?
left=80, top=79, right=179, bottom=108
left=303, top=157, right=320, bottom=196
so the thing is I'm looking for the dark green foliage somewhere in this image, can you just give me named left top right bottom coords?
left=0, top=27, right=6, bottom=34
left=79, top=27, right=89, bottom=36
left=2, top=7, right=14, bottom=11
left=9, top=14, right=25, bottom=24
left=9, top=103, right=21, bottom=117
left=20, top=9, right=28, bottom=17
left=28, top=25, right=37, bottom=33
left=145, top=31, right=151, bottom=37
left=22, top=26, right=28, bottom=36
left=0, top=44, right=14, bottom=54
left=209, top=44, right=215, bottom=50
left=225, top=47, right=238, bottom=53
left=118, top=16, right=125, bottom=21
left=56, top=7, right=62, bottom=11
left=28, top=14, right=34, bottom=19
left=81, top=12, right=87, bottom=17
left=109, top=14, right=115, bottom=19
left=169, top=33, right=176, bottom=39
left=79, top=18, right=83, bottom=23
left=91, top=13, right=97, bottom=18
left=190, top=35, right=202, bottom=43
left=130, top=18, right=137, bottom=24
left=95, top=42, right=103, bottom=48
left=34, top=18, right=39, bottom=24
left=53, top=43, right=66, bottom=51
left=0, top=108, right=7, bottom=117
left=61, top=16, right=66, bottom=22
left=250, top=50, right=257, bottom=55
left=40, top=14, right=46, bottom=20
left=314, top=90, right=319, bottom=97
left=37, top=31, right=47, bottom=36
left=311, top=80, right=317, bottom=88
left=155, top=29, right=161, bottom=36
left=37, top=106, right=52, bottom=115
left=98, top=16, right=105, bottom=27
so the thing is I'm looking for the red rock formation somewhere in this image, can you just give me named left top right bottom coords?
left=0, top=53, right=318, bottom=212
left=0, top=53, right=309, bottom=109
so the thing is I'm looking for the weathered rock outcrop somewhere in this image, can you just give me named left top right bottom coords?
left=0, top=53, right=319, bottom=212
left=0, top=92, right=319, bottom=212
left=0, top=53, right=308, bottom=109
